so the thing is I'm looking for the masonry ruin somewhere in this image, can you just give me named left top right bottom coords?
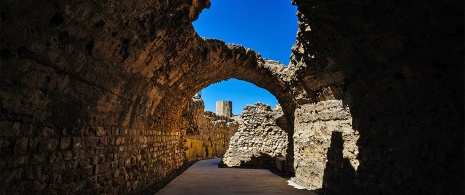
left=0, top=0, right=463, bottom=194
left=181, top=96, right=238, bottom=161
left=221, top=102, right=288, bottom=169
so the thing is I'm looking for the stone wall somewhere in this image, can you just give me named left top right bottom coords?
left=291, top=100, right=359, bottom=192
left=0, top=0, right=462, bottom=194
left=221, top=103, right=288, bottom=168
left=181, top=96, right=238, bottom=161
left=0, top=122, right=184, bottom=194
left=291, top=0, right=463, bottom=194
left=0, top=1, right=206, bottom=193
left=0, top=1, right=294, bottom=193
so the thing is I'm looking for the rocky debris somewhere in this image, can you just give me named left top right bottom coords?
left=221, top=103, right=288, bottom=168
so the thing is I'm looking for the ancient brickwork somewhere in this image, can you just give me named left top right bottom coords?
left=0, top=0, right=462, bottom=194
left=291, top=100, right=359, bottom=192
left=181, top=96, right=238, bottom=161
left=0, top=1, right=209, bottom=193
left=221, top=103, right=288, bottom=168
left=0, top=121, right=184, bottom=194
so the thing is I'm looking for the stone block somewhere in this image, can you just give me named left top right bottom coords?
left=38, top=127, right=55, bottom=137
left=9, top=155, right=29, bottom=167
left=82, top=166, right=94, bottom=178
left=91, top=155, right=99, bottom=165
left=39, top=138, right=58, bottom=152
left=60, top=137, right=71, bottom=150
left=113, top=169, right=120, bottom=178
left=12, top=122, right=21, bottom=136
left=13, top=138, right=28, bottom=155
left=72, top=127, right=85, bottom=136
left=32, top=180, right=46, bottom=191
left=63, top=151, right=73, bottom=160
left=96, top=127, right=106, bottom=136
left=87, top=137, right=98, bottom=148
left=2, top=168, right=22, bottom=183
left=22, top=124, right=34, bottom=136
left=85, top=127, right=96, bottom=136
left=32, top=154, right=46, bottom=164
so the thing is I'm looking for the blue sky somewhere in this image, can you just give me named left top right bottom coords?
left=193, top=0, right=298, bottom=115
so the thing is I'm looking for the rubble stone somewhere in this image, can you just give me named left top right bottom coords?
left=221, top=103, right=288, bottom=168
left=291, top=100, right=359, bottom=190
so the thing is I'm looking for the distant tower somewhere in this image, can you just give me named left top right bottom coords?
left=216, top=101, right=232, bottom=117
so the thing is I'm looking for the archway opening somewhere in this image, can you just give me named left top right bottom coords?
left=148, top=0, right=301, bottom=185
left=201, top=78, right=279, bottom=115
left=181, top=78, right=292, bottom=172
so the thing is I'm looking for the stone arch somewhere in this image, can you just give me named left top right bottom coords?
left=146, top=36, right=301, bottom=174
left=152, top=38, right=298, bottom=133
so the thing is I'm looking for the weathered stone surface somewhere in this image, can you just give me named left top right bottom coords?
left=0, top=0, right=462, bottom=194
left=291, top=100, right=359, bottom=191
left=221, top=103, right=288, bottom=168
left=290, top=0, right=463, bottom=193
left=14, top=138, right=28, bottom=156
left=181, top=96, right=238, bottom=161
left=39, top=139, right=58, bottom=153
left=60, top=137, right=71, bottom=150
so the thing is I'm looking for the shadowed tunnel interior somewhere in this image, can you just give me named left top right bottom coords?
left=0, top=0, right=463, bottom=194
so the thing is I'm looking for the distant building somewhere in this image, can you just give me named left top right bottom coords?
left=216, top=101, right=232, bottom=117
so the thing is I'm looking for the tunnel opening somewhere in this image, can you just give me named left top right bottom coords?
left=200, top=78, right=279, bottom=115
left=182, top=79, right=293, bottom=171
left=177, top=76, right=296, bottom=170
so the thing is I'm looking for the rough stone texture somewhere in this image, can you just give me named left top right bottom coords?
left=0, top=122, right=184, bottom=194
left=0, top=0, right=463, bottom=194
left=290, top=0, right=464, bottom=194
left=291, top=100, right=359, bottom=192
left=181, top=96, right=238, bottom=161
left=221, top=103, right=288, bottom=168
left=0, top=1, right=296, bottom=193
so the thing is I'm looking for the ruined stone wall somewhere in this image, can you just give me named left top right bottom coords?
left=221, top=103, right=288, bottom=168
left=291, top=0, right=464, bottom=194
left=181, top=96, right=238, bottom=161
left=291, top=100, right=359, bottom=192
left=0, top=0, right=299, bottom=193
left=0, top=122, right=184, bottom=194
left=0, top=45, right=187, bottom=192
left=0, top=0, right=462, bottom=194
left=0, top=0, right=208, bottom=193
